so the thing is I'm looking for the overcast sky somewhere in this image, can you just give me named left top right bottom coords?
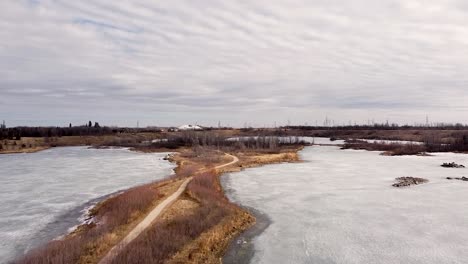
left=1, top=0, right=468, bottom=127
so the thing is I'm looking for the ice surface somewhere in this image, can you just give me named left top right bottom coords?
left=222, top=146, right=468, bottom=264
left=0, top=147, right=174, bottom=263
left=305, top=137, right=345, bottom=145
left=358, top=139, right=424, bottom=145
left=227, top=136, right=345, bottom=145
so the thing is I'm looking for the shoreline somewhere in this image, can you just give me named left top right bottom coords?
left=10, top=149, right=177, bottom=263
left=163, top=149, right=302, bottom=264
left=11, top=189, right=121, bottom=262
left=0, top=146, right=50, bottom=155
left=220, top=148, right=305, bottom=264
left=222, top=206, right=271, bottom=264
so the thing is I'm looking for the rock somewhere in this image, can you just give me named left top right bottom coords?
left=392, top=177, right=428, bottom=188
left=446, top=176, right=468, bottom=182
left=441, top=162, right=465, bottom=168
left=163, top=154, right=174, bottom=161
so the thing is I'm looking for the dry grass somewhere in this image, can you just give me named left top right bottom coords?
left=15, top=179, right=184, bottom=264
left=0, top=138, right=48, bottom=154
left=233, top=150, right=301, bottom=170
left=342, top=141, right=427, bottom=156
left=110, top=170, right=230, bottom=264
left=167, top=207, right=254, bottom=264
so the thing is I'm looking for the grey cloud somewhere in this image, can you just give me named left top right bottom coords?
left=1, top=0, right=468, bottom=126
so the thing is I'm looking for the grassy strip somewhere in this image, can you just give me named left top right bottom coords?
left=15, top=179, right=184, bottom=264
left=111, top=171, right=231, bottom=263
left=110, top=148, right=301, bottom=264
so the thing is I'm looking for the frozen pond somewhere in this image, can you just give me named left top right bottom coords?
left=222, top=146, right=468, bottom=264
left=0, top=147, right=175, bottom=263
left=227, top=136, right=345, bottom=145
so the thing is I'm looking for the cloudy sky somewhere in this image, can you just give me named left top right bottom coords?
left=1, top=0, right=468, bottom=127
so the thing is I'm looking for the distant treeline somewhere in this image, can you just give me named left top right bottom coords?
left=283, top=123, right=468, bottom=130
left=0, top=121, right=160, bottom=140
left=284, top=125, right=468, bottom=152
left=0, top=126, right=112, bottom=140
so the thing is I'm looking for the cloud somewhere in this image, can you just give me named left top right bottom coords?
left=1, top=0, right=468, bottom=126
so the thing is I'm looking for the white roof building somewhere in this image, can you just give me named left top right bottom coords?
left=178, top=124, right=203, bottom=130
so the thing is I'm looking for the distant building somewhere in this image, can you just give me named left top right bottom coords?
left=178, top=124, right=203, bottom=131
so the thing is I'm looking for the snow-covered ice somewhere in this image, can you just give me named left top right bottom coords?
left=0, top=147, right=175, bottom=263
left=226, top=136, right=345, bottom=145
left=222, top=146, right=468, bottom=264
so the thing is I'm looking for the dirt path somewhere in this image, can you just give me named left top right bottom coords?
left=216, top=153, right=239, bottom=170
left=99, top=153, right=238, bottom=264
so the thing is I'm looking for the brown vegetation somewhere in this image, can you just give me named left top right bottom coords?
left=16, top=179, right=185, bottom=264
left=0, top=138, right=49, bottom=154
left=111, top=170, right=237, bottom=264
left=341, top=140, right=427, bottom=156
left=340, top=130, right=468, bottom=155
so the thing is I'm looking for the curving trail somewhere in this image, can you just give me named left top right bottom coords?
left=99, top=153, right=238, bottom=264
left=215, top=153, right=239, bottom=170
